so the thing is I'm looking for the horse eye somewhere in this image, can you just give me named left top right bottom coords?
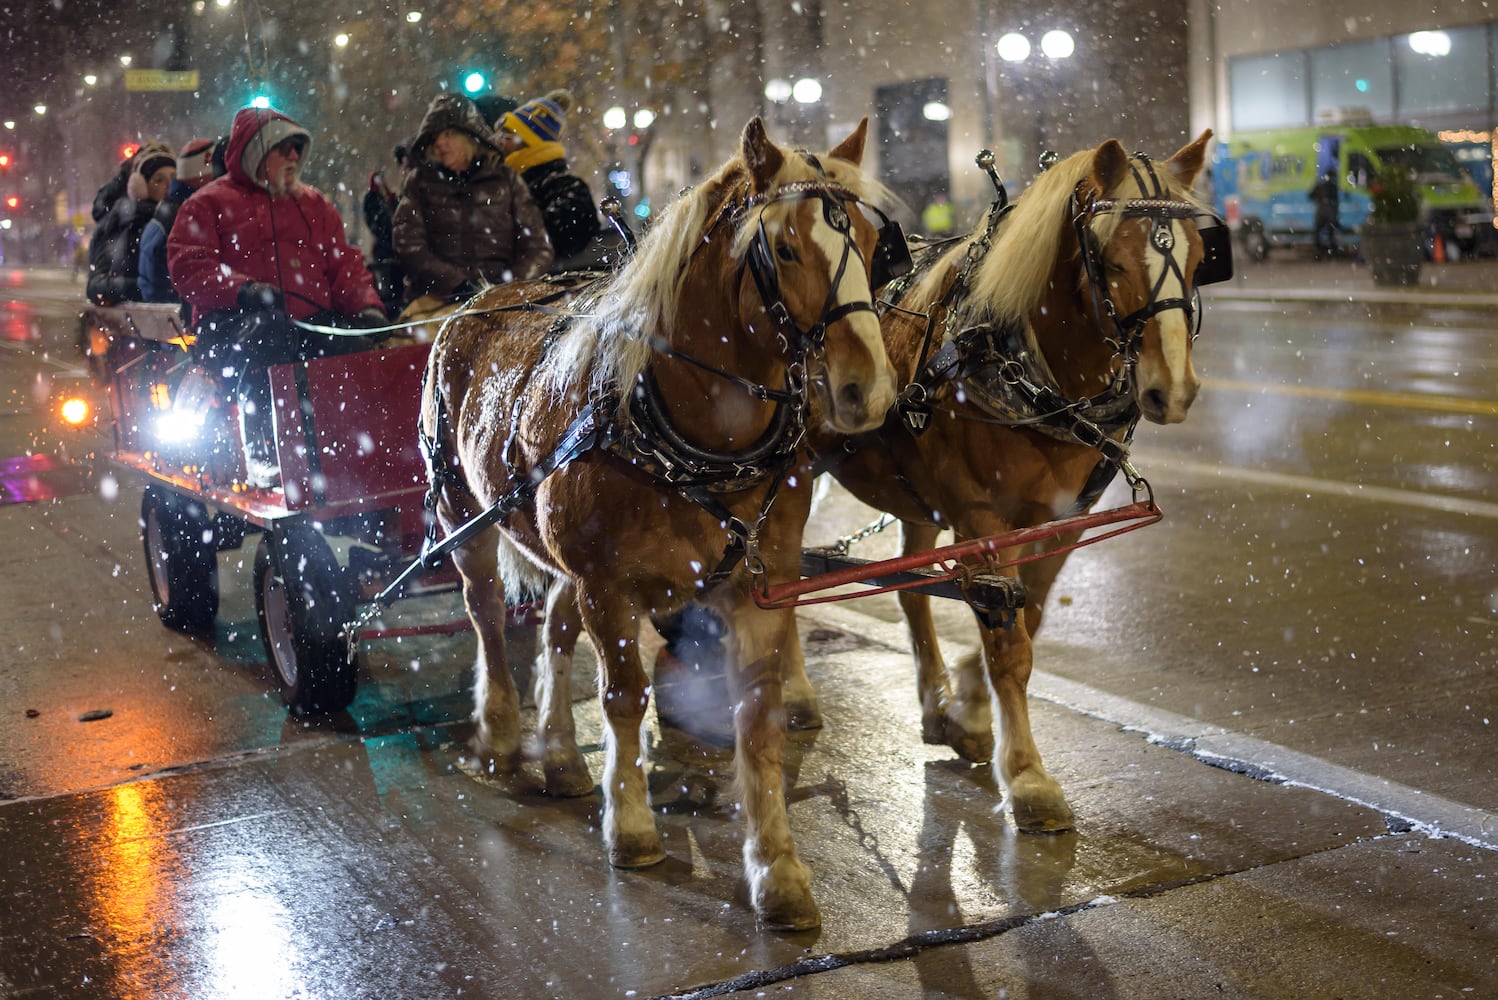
left=775, top=243, right=797, bottom=264
left=1105, top=258, right=1127, bottom=274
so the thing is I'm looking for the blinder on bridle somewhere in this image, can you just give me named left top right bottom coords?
left=870, top=214, right=913, bottom=289
left=742, top=180, right=911, bottom=351
left=1073, top=152, right=1234, bottom=349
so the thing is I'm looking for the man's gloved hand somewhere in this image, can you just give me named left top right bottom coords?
left=350, top=307, right=388, bottom=329
left=237, top=281, right=285, bottom=312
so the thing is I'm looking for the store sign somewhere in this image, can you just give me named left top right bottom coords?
left=124, top=70, right=200, bottom=92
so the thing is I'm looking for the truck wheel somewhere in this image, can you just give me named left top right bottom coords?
left=1241, top=223, right=1270, bottom=262
left=254, top=524, right=357, bottom=715
left=141, top=485, right=219, bottom=637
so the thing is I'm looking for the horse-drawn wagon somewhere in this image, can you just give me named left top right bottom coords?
left=66, top=118, right=1234, bottom=930
left=76, top=300, right=477, bottom=715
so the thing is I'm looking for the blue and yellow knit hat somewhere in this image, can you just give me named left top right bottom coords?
left=501, top=90, right=572, bottom=146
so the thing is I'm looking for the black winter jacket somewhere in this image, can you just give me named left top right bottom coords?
left=519, top=159, right=601, bottom=261
left=86, top=194, right=157, bottom=305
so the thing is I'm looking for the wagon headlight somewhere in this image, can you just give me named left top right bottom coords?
left=59, top=395, right=92, bottom=426
left=155, top=410, right=205, bottom=445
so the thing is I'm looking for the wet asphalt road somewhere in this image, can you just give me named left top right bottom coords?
left=0, top=265, right=1495, bottom=997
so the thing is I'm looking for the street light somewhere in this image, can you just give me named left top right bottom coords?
left=601, top=105, right=657, bottom=219
left=995, top=28, right=1074, bottom=175
left=763, top=77, right=823, bottom=146
left=791, top=78, right=823, bottom=104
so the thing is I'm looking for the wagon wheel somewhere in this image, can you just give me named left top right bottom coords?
left=254, top=523, right=357, bottom=716
left=140, top=485, right=220, bottom=638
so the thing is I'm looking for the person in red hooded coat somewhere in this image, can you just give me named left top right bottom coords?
left=168, top=106, right=386, bottom=488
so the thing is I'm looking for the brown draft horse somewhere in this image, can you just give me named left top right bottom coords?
left=793, top=132, right=1218, bottom=833
left=420, top=117, right=897, bottom=929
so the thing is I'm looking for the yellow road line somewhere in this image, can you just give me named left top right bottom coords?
left=1204, top=377, right=1498, bottom=416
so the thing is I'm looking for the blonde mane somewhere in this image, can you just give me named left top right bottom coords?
left=541, top=145, right=893, bottom=400
left=909, top=144, right=1201, bottom=330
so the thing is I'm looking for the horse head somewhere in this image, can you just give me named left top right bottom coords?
left=1076, top=131, right=1215, bottom=424
left=733, top=117, right=897, bottom=433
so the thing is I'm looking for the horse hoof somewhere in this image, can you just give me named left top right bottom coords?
left=1009, top=772, right=1074, bottom=832
left=952, top=731, right=995, bottom=764
left=786, top=699, right=823, bottom=731
left=545, top=760, right=596, bottom=798
left=609, top=834, right=666, bottom=869
left=467, top=735, right=523, bottom=777
left=754, top=873, right=821, bottom=930
left=759, top=895, right=822, bottom=932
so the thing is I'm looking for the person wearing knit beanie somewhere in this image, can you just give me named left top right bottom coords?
left=137, top=138, right=221, bottom=303
left=500, top=91, right=569, bottom=148
left=126, top=140, right=176, bottom=202
left=175, top=137, right=217, bottom=191
left=495, top=90, right=600, bottom=261
left=88, top=140, right=174, bottom=304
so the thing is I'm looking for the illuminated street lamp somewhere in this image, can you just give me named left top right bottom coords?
left=764, top=79, right=793, bottom=104
left=995, top=28, right=1074, bottom=174
left=602, top=104, right=658, bottom=218
left=763, top=77, right=823, bottom=145
left=791, top=77, right=822, bottom=105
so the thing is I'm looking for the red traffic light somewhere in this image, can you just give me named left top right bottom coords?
left=0, top=153, right=11, bottom=168
left=4, top=195, right=18, bottom=210
left=121, top=144, right=138, bottom=160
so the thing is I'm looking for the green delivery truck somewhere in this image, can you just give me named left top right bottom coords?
left=1210, top=123, right=1495, bottom=259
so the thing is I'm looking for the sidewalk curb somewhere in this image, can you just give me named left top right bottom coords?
left=1207, top=285, right=1498, bottom=307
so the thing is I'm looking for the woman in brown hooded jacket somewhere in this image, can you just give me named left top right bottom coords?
left=393, top=93, right=553, bottom=301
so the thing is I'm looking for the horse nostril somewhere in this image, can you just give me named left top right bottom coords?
left=1142, top=388, right=1167, bottom=414
left=837, top=381, right=866, bottom=416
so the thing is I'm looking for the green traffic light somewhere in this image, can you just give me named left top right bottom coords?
left=462, top=72, right=487, bottom=95
left=250, top=93, right=271, bottom=109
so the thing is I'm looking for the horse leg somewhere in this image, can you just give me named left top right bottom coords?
left=1017, top=532, right=1081, bottom=637
left=980, top=620, right=1074, bottom=832
left=578, top=585, right=665, bottom=869
left=719, top=597, right=820, bottom=930
left=898, top=520, right=994, bottom=763
left=535, top=579, right=594, bottom=797
left=453, top=525, right=523, bottom=774
left=779, top=625, right=823, bottom=731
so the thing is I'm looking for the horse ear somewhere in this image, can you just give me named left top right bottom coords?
left=1090, top=139, right=1131, bottom=195
left=828, top=117, right=869, bottom=166
left=742, top=116, right=786, bottom=191
left=1166, top=129, right=1213, bottom=188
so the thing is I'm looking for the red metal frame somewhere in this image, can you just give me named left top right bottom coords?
left=755, top=500, right=1164, bottom=609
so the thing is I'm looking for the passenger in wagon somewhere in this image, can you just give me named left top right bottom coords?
left=138, top=136, right=221, bottom=304
left=167, top=106, right=387, bottom=489
left=392, top=93, right=553, bottom=303
left=494, top=89, right=602, bottom=266
left=86, top=140, right=175, bottom=305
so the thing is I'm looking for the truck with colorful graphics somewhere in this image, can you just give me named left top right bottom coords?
left=1210, top=121, right=1495, bottom=260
